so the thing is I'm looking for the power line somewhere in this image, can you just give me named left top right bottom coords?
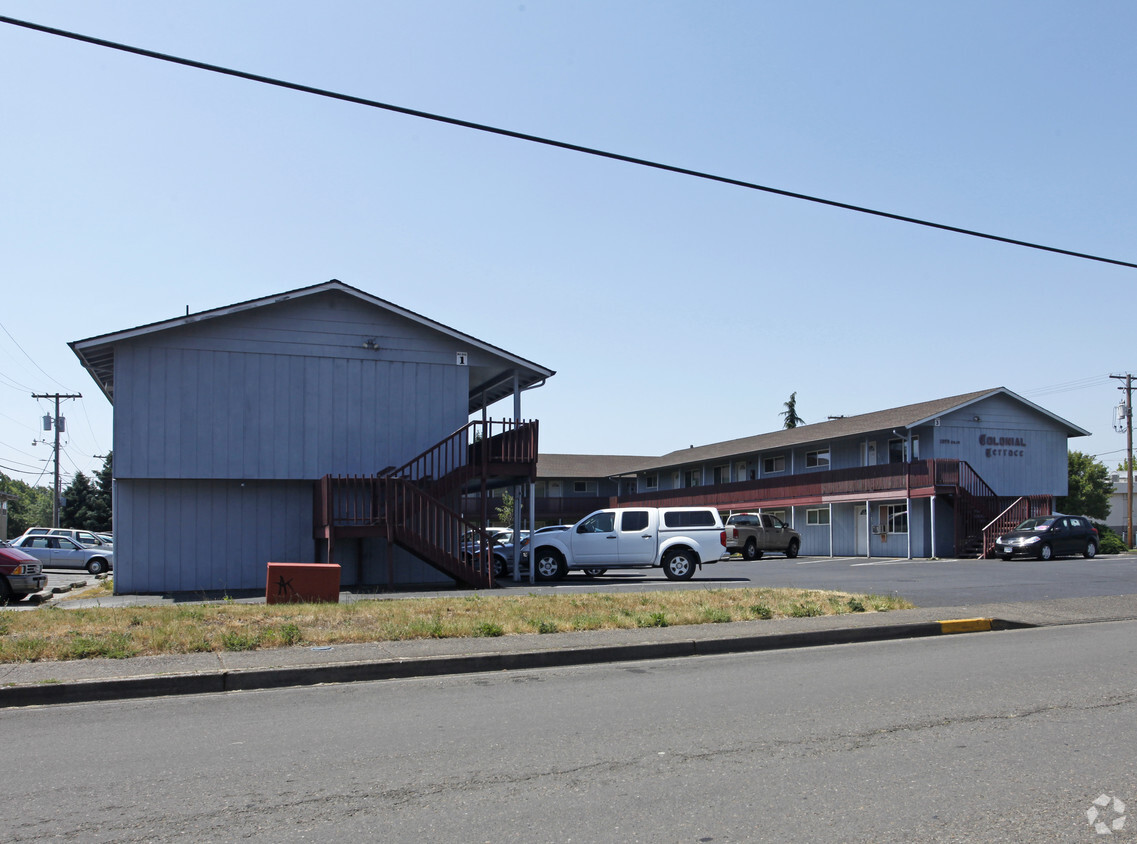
left=1, top=14, right=1135, bottom=271
left=0, top=318, right=69, bottom=390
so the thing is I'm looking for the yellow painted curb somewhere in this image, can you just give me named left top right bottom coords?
left=938, top=618, right=994, bottom=634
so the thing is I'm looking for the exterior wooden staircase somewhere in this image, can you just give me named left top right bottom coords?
left=313, top=419, right=539, bottom=588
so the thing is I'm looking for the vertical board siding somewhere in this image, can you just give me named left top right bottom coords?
left=108, top=291, right=485, bottom=592
left=116, top=479, right=315, bottom=593
left=115, top=345, right=465, bottom=480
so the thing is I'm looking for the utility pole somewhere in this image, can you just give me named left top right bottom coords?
left=1110, top=374, right=1133, bottom=548
left=32, top=392, right=82, bottom=528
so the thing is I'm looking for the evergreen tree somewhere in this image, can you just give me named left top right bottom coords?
left=1056, top=450, right=1112, bottom=520
left=92, top=452, right=113, bottom=532
left=61, top=471, right=100, bottom=530
left=780, top=392, right=805, bottom=429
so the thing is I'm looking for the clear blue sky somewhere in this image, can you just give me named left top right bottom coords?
left=1, top=1, right=1134, bottom=490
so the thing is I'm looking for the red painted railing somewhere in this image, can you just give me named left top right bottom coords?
left=314, top=419, right=538, bottom=587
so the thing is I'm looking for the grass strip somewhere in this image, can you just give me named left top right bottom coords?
left=1, top=587, right=912, bottom=663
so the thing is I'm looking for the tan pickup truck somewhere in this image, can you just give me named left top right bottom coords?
left=723, top=513, right=801, bottom=560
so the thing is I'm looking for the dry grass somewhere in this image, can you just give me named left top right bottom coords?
left=0, top=587, right=913, bottom=663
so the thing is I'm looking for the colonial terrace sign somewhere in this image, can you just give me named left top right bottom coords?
left=979, top=433, right=1027, bottom=458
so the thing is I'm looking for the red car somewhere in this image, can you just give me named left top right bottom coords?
left=0, top=541, right=48, bottom=603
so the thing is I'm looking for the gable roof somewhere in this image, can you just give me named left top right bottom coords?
left=537, top=453, right=656, bottom=479
left=70, top=280, right=555, bottom=411
left=626, top=387, right=1089, bottom=473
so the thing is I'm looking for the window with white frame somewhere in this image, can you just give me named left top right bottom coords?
left=762, top=455, right=785, bottom=474
left=713, top=464, right=729, bottom=485
left=573, top=480, right=597, bottom=494
left=684, top=468, right=702, bottom=488
left=881, top=503, right=908, bottom=533
left=805, top=448, right=830, bottom=469
left=806, top=508, right=830, bottom=525
left=644, top=474, right=658, bottom=490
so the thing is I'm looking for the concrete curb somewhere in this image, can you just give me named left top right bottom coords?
left=0, top=615, right=1031, bottom=709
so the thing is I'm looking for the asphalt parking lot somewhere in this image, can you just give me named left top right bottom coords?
left=494, top=552, right=1137, bottom=609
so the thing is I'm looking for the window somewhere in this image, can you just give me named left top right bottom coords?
left=762, top=455, right=785, bottom=474
left=761, top=514, right=789, bottom=529
left=664, top=509, right=717, bottom=528
left=573, top=480, right=597, bottom=494
left=644, top=474, right=658, bottom=490
left=806, top=508, right=830, bottom=525
left=684, top=469, right=702, bottom=488
left=578, top=512, right=615, bottom=533
left=805, top=449, right=830, bottom=469
left=621, top=511, right=649, bottom=531
left=888, top=436, right=919, bottom=463
left=713, top=464, right=729, bottom=485
left=881, top=504, right=908, bottom=534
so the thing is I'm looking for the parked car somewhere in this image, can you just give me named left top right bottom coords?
left=11, top=534, right=114, bottom=574
left=490, top=531, right=532, bottom=577
left=993, top=515, right=1099, bottom=561
left=0, top=540, right=48, bottom=603
left=723, top=513, right=802, bottom=559
left=48, top=528, right=114, bottom=549
left=494, top=526, right=573, bottom=578
left=529, top=507, right=727, bottom=581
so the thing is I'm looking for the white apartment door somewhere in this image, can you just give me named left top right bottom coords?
left=855, top=506, right=869, bottom=556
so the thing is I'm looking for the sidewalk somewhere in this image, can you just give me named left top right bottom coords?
left=3, top=593, right=1136, bottom=709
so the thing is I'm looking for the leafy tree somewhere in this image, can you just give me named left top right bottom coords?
left=61, top=472, right=101, bottom=530
left=495, top=490, right=515, bottom=527
left=0, top=473, right=53, bottom=538
left=780, top=392, right=805, bottom=429
left=1117, top=456, right=1137, bottom=473
left=1056, top=450, right=1112, bottom=520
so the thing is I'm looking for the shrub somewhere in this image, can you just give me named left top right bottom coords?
left=846, top=597, right=866, bottom=613
left=789, top=602, right=823, bottom=618
left=701, top=607, right=732, bottom=624
left=637, top=612, right=668, bottom=628
left=750, top=604, right=773, bottom=620
left=474, top=621, right=504, bottom=637
left=1093, top=522, right=1129, bottom=554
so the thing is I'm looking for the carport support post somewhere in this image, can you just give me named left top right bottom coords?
left=930, top=494, right=937, bottom=558
left=528, top=480, right=536, bottom=584
left=828, top=503, right=833, bottom=557
left=865, top=500, right=871, bottom=559
left=906, top=496, right=912, bottom=560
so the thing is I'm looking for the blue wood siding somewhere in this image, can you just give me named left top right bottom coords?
left=928, top=394, right=1070, bottom=495
left=116, top=479, right=452, bottom=593
left=113, top=292, right=469, bottom=480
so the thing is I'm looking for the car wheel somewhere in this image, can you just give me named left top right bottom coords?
left=492, top=554, right=508, bottom=579
left=0, top=576, right=12, bottom=604
left=785, top=538, right=800, bottom=559
left=1037, top=543, right=1053, bottom=561
left=582, top=568, right=607, bottom=577
left=662, top=548, right=696, bottom=581
left=87, top=558, right=107, bottom=575
left=534, top=549, right=566, bottom=582
left=1084, top=541, right=1098, bottom=559
left=742, top=539, right=759, bottom=561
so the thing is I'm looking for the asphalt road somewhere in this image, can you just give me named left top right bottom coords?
left=7, top=619, right=1136, bottom=842
left=503, top=552, right=1137, bottom=608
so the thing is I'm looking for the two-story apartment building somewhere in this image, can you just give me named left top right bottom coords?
left=534, top=389, right=1087, bottom=559
left=71, top=280, right=553, bottom=594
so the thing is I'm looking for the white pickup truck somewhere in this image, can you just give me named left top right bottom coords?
left=529, top=506, right=727, bottom=581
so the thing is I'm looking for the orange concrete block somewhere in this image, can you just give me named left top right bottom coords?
left=266, top=563, right=341, bottom=604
